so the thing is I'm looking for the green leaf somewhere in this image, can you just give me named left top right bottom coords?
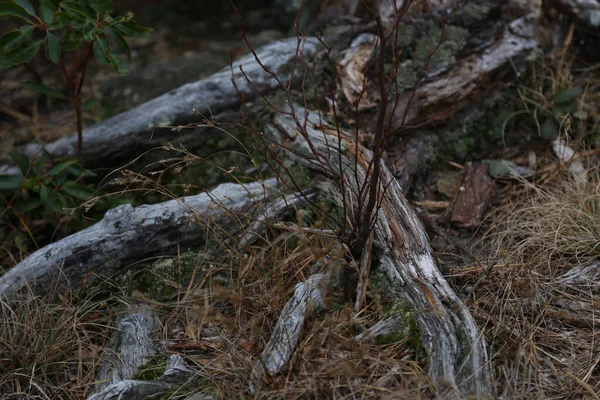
left=115, top=20, right=151, bottom=37
left=44, top=32, right=60, bottom=63
left=20, top=81, right=65, bottom=99
left=0, top=29, right=22, bottom=51
left=108, top=52, right=127, bottom=75
left=0, top=174, right=23, bottom=190
left=540, top=118, right=559, bottom=141
left=45, top=158, right=78, bottom=176
left=554, top=87, right=583, bottom=104
left=82, top=19, right=97, bottom=41
left=0, top=40, right=40, bottom=68
left=81, top=97, right=96, bottom=111
left=0, top=2, right=33, bottom=21
left=92, top=37, right=109, bottom=64
left=89, top=0, right=112, bottom=13
left=553, top=101, right=577, bottom=117
left=66, top=164, right=96, bottom=177
left=39, top=0, right=55, bottom=23
left=10, top=151, right=30, bottom=175
left=50, top=11, right=76, bottom=27
left=14, top=197, right=42, bottom=213
left=0, top=27, right=33, bottom=53
left=62, top=180, right=93, bottom=200
left=11, top=0, right=34, bottom=15
left=21, top=177, right=38, bottom=190
left=59, top=1, right=92, bottom=20
left=40, top=184, right=65, bottom=213
left=62, top=38, right=81, bottom=51
left=573, top=111, right=589, bottom=120
left=104, top=27, right=129, bottom=58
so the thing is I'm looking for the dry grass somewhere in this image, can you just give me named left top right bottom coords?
left=490, top=173, right=600, bottom=271
left=0, top=284, right=112, bottom=400
left=159, top=225, right=431, bottom=399
left=458, top=168, right=600, bottom=399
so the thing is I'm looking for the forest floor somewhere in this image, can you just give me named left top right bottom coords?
left=1, top=7, right=599, bottom=399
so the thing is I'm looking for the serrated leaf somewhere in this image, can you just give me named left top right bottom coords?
left=20, top=81, right=65, bottom=99
left=40, top=184, right=65, bottom=213
left=89, top=0, right=112, bottom=13
left=0, top=40, right=40, bottom=68
left=93, top=37, right=109, bottom=64
left=554, top=87, right=583, bottom=104
left=44, top=32, right=60, bottom=63
left=11, top=0, right=34, bottom=15
left=39, top=0, right=54, bottom=23
left=108, top=52, right=127, bottom=75
left=116, top=19, right=151, bottom=37
left=104, top=27, right=129, bottom=58
left=10, top=151, right=30, bottom=175
left=0, top=174, right=23, bottom=190
left=45, top=158, right=78, bottom=176
left=0, top=2, right=33, bottom=21
left=14, top=197, right=42, bottom=213
left=62, top=180, right=93, bottom=200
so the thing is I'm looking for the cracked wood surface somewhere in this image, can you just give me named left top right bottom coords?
left=0, top=178, right=300, bottom=299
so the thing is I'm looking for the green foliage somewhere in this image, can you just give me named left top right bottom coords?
left=0, top=150, right=97, bottom=252
left=0, top=0, right=151, bottom=94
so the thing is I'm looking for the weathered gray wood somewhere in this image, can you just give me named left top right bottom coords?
left=90, top=350, right=194, bottom=400
left=409, top=16, right=539, bottom=124
left=355, top=313, right=405, bottom=343
left=0, top=178, right=300, bottom=299
left=250, top=273, right=329, bottom=392
left=267, top=107, right=491, bottom=397
left=548, top=0, right=600, bottom=29
left=0, top=37, right=321, bottom=176
left=90, top=309, right=162, bottom=399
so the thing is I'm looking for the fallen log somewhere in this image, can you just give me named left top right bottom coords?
left=0, top=36, right=321, bottom=176
left=0, top=178, right=301, bottom=299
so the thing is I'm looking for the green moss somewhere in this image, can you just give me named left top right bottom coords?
left=369, top=267, right=427, bottom=356
left=120, top=251, right=213, bottom=301
left=395, top=61, right=417, bottom=91
left=377, top=330, right=406, bottom=345
left=373, top=310, right=426, bottom=357
left=132, top=356, right=168, bottom=380
left=395, top=23, right=416, bottom=48
left=414, top=25, right=468, bottom=72
left=449, top=3, right=491, bottom=27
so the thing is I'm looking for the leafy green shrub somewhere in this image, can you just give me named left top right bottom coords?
left=0, top=0, right=151, bottom=156
left=0, top=150, right=96, bottom=253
